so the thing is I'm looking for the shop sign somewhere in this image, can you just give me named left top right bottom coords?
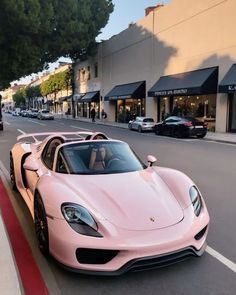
left=228, top=85, right=236, bottom=91
left=154, top=88, right=188, bottom=96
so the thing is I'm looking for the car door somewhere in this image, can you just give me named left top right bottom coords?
left=132, top=118, right=139, bottom=130
left=162, top=117, right=178, bottom=135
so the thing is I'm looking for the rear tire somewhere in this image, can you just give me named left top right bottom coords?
left=197, top=134, right=206, bottom=138
left=10, top=153, right=17, bottom=191
left=138, top=126, right=142, bottom=133
left=34, top=193, right=49, bottom=256
left=128, top=123, right=132, bottom=130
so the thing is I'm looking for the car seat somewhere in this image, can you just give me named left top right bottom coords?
left=89, top=147, right=106, bottom=170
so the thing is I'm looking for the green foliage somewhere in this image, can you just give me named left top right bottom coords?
left=40, top=70, right=71, bottom=96
left=13, top=88, right=27, bottom=107
left=13, top=85, right=41, bottom=107
left=25, top=85, right=41, bottom=99
left=0, top=0, right=113, bottom=89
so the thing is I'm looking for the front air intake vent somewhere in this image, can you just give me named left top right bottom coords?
left=76, top=248, right=119, bottom=264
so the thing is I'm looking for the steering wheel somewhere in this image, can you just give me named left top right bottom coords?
left=106, top=154, right=125, bottom=170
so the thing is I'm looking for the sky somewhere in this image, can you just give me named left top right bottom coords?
left=16, top=0, right=171, bottom=85
left=98, top=0, right=171, bottom=41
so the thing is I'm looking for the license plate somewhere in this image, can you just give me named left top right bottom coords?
left=195, top=126, right=203, bottom=129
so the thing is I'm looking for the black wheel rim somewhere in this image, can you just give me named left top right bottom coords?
left=34, top=196, right=49, bottom=254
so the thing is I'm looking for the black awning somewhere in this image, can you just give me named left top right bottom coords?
left=81, top=91, right=100, bottom=102
left=105, top=81, right=145, bottom=101
left=219, top=64, right=236, bottom=93
left=58, top=95, right=71, bottom=103
left=148, top=67, right=218, bottom=97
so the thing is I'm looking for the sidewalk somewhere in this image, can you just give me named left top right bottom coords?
left=0, top=212, right=22, bottom=295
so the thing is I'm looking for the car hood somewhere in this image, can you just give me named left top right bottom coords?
left=58, top=169, right=184, bottom=230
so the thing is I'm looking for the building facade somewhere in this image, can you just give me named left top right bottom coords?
left=1, top=62, right=72, bottom=114
left=1, top=84, right=26, bottom=112
left=74, top=0, right=236, bottom=132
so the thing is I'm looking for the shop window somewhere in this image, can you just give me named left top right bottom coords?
left=87, top=66, right=91, bottom=80
left=79, top=68, right=86, bottom=82
left=94, top=62, right=98, bottom=78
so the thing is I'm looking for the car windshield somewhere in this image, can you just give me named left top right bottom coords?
left=57, top=141, right=145, bottom=175
left=143, top=118, right=154, bottom=122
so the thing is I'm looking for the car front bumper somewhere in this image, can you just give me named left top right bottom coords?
left=47, top=204, right=209, bottom=274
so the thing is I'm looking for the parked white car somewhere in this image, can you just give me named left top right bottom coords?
left=128, top=116, right=155, bottom=132
left=37, top=110, right=54, bottom=120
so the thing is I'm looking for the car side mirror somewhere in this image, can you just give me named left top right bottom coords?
left=147, top=155, right=157, bottom=167
left=23, top=160, right=39, bottom=171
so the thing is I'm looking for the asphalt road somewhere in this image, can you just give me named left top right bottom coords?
left=0, top=113, right=235, bottom=295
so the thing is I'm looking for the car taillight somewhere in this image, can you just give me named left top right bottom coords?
left=184, top=122, right=193, bottom=127
left=203, top=122, right=208, bottom=128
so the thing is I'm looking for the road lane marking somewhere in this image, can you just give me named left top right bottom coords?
left=27, top=119, right=46, bottom=126
left=17, top=129, right=26, bottom=135
left=70, top=125, right=92, bottom=131
left=206, top=246, right=236, bottom=273
left=4, top=121, right=10, bottom=125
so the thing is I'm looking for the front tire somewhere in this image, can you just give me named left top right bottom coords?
left=34, top=193, right=49, bottom=256
left=138, top=126, right=142, bottom=133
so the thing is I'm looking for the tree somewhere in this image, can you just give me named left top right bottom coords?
left=40, top=69, right=72, bottom=111
left=25, top=85, right=41, bottom=108
left=13, top=88, right=27, bottom=108
left=0, top=0, right=113, bottom=90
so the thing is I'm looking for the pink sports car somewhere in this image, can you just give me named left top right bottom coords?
left=10, top=131, right=209, bottom=275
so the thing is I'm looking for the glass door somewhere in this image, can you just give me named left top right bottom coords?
left=228, top=93, right=236, bottom=132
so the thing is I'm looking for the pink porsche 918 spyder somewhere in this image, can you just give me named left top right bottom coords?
left=10, top=131, right=209, bottom=275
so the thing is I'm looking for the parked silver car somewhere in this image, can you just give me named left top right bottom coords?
left=37, top=110, right=54, bottom=120
left=128, top=116, right=155, bottom=132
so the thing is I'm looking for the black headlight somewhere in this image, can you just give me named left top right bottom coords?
left=189, top=186, right=202, bottom=216
left=61, top=203, right=102, bottom=237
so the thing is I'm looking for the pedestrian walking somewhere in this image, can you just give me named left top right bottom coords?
left=91, top=107, right=96, bottom=122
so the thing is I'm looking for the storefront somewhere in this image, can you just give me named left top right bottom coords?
left=219, top=64, right=236, bottom=132
left=58, top=95, right=71, bottom=114
left=104, top=81, right=146, bottom=123
left=77, top=91, right=100, bottom=119
left=148, top=67, right=218, bottom=131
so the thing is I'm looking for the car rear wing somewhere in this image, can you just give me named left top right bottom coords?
left=17, top=131, right=93, bottom=143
